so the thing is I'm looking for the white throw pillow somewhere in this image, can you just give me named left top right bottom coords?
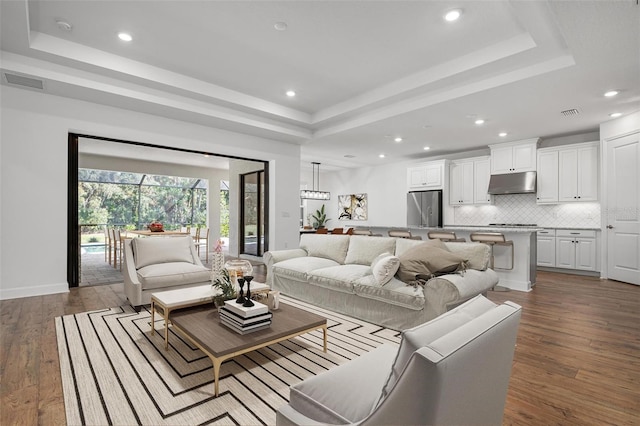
left=132, top=236, right=194, bottom=269
left=371, top=253, right=400, bottom=286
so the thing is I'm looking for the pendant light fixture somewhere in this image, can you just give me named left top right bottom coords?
left=300, top=162, right=331, bottom=200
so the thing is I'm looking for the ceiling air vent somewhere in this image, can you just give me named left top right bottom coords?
left=3, top=73, right=44, bottom=90
left=560, top=108, right=580, bottom=116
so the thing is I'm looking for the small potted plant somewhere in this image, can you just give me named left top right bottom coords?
left=312, top=204, right=330, bottom=229
left=211, top=268, right=236, bottom=308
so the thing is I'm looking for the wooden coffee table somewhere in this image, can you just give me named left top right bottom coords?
left=150, top=283, right=270, bottom=349
left=170, top=303, right=327, bottom=397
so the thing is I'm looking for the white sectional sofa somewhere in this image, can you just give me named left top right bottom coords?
left=264, top=234, right=499, bottom=330
left=123, top=236, right=211, bottom=309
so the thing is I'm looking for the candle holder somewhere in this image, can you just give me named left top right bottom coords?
left=235, top=278, right=246, bottom=304
left=242, top=276, right=255, bottom=307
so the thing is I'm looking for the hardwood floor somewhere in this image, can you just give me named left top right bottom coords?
left=1, top=270, right=638, bottom=425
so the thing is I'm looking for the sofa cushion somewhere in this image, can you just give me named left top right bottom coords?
left=345, top=236, right=397, bottom=266
left=370, top=254, right=400, bottom=286
left=380, top=295, right=497, bottom=399
left=396, top=243, right=466, bottom=283
left=273, top=257, right=340, bottom=282
left=289, top=344, right=399, bottom=424
left=132, top=236, right=194, bottom=269
left=307, top=264, right=372, bottom=294
left=354, top=276, right=424, bottom=310
left=300, top=234, right=351, bottom=264
left=136, top=262, right=210, bottom=290
left=394, top=237, right=449, bottom=257
left=445, top=242, right=491, bottom=271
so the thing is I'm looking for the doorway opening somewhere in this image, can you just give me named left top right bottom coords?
left=68, top=133, right=269, bottom=288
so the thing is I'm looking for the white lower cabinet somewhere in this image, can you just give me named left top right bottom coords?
left=536, top=229, right=556, bottom=267
left=555, top=230, right=597, bottom=271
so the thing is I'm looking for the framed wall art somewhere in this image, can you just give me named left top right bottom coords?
left=338, top=193, right=368, bottom=221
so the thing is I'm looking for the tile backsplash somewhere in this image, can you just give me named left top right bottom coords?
left=452, top=194, right=601, bottom=228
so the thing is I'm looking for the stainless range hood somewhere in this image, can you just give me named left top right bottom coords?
left=487, top=171, right=537, bottom=195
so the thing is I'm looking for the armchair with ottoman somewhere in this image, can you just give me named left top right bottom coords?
left=277, top=295, right=522, bottom=426
left=123, top=236, right=211, bottom=309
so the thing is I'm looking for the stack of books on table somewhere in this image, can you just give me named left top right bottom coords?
left=219, top=300, right=272, bottom=334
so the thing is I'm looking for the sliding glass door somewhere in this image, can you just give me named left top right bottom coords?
left=240, top=170, right=265, bottom=256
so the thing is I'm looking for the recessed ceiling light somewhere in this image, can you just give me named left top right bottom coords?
left=499, top=132, right=508, bottom=137
left=379, top=154, right=386, bottom=158
left=274, top=22, right=288, bottom=31
left=394, top=137, right=403, bottom=143
left=118, top=32, right=132, bottom=42
left=444, top=9, right=462, bottom=22
left=423, top=146, right=430, bottom=151
left=55, top=19, right=72, bottom=31
left=609, top=112, right=622, bottom=118
left=286, top=90, right=296, bottom=97
left=604, top=90, right=619, bottom=97
left=203, top=154, right=210, bottom=158
left=475, top=119, right=485, bottom=125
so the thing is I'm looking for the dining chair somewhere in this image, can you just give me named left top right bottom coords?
left=196, top=227, right=210, bottom=262
left=103, top=225, right=111, bottom=263
left=331, top=227, right=344, bottom=234
left=109, top=228, right=120, bottom=269
left=315, top=228, right=328, bottom=234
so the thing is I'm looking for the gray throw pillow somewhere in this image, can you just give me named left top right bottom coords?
left=396, top=243, right=466, bottom=283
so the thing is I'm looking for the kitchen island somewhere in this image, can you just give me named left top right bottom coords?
left=440, top=226, right=539, bottom=292
left=370, top=225, right=540, bottom=292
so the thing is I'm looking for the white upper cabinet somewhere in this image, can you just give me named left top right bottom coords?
left=449, top=156, right=492, bottom=205
left=557, top=142, right=599, bottom=202
left=473, top=157, right=492, bottom=204
left=489, top=139, right=539, bottom=174
left=449, top=161, right=474, bottom=204
left=536, top=149, right=559, bottom=204
left=407, top=159, right=447, bottom=190
left=537, top=142, right=598, bottom=204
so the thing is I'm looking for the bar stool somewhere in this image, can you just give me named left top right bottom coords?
left=469, top=232, right=514, bottom=270
left=388, top=229, right=422, bottom=240
left=427, top=231, right=466, bottom=242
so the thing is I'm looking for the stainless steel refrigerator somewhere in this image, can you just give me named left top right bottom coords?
left=407, top=190, right=442, bottom=228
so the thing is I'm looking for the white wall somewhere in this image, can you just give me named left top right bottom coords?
left=306, top=162, right=410, bottom=229
left=0, top=86, right=301, bottom=300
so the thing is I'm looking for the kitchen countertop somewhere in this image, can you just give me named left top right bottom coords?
left=441, top=225, right=543, bottom=233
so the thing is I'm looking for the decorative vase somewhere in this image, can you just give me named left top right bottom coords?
left=224, top=259, right=253, bottom=294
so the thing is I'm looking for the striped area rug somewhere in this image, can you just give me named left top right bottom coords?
left=55, top=297, right=400, bottom=425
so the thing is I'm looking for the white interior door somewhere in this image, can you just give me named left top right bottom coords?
left=605, top=132, right=640, bottom=285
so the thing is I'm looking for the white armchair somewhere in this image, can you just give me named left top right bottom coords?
left=276, top=295, right=522, bottom=425
left=123, top=236, right=211, bottom=309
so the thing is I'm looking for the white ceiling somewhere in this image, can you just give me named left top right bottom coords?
left=1, top=1, right=639, bottom=170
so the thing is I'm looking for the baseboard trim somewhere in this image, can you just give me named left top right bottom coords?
left=0, top=282, right=69, bottom=300
left=537, top=267, right=600, bottom=277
